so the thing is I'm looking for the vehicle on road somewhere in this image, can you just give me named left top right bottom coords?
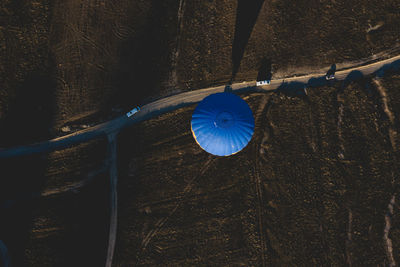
left=126, top=106, right=141, bottom=117
left=325, top=74, right=335, bottom=80
left=256, top=80, right=271, bottom=86
left=326, top=64, right=336, bottom=80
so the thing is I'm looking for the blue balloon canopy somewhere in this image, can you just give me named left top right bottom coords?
left=191, top=92, right=255, bottom=156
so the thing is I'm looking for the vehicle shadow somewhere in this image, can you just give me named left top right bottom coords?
left=257, top=57, right=272, bottom=82
left=231, top=0, right=265, bottom=82
left=326, top=64, right=336, bottom=77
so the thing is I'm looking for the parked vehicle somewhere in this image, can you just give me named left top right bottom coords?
left=326, top=64, right=336, bottom=80
left=325, top=74, right=335, bottom=80
left=126, top=106, right=141, bottom=117
left=256, top=80, right=271, bottom=86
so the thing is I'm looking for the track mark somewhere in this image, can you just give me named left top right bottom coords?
left=166, top=0, right=186, bottom=89
left=41, top=165, right=108, bottom=197
left=253, top=163, right=267, bottom=267
left=369, top=78, right=399, bottom=266
left=66, top=23, right=111, bottom=58
left=383, top=195, right=396, bottom=267
left=111, top=20, right=132, bottom=40
left=139, top=156, right=214, bottom=253
left=373, top=78, right=397, bottom=151
left=258, top=94, right=275, bottom=159
left=254, top=94, right=273, bottom=267
left=345, top=209, right=353, bottom=267
left=306, top=98, right=319, bottom=154
left=137, top=183, right=236, bottom=210
left=336, top=91, right=345, bottom=159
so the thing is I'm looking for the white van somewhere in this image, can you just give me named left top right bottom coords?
left=126, top=106, right=141, bottom=117
left=256, top=80, right=271, bottom=86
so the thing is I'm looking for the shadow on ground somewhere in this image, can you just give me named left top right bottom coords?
left=0, top=158, right=45, bottom=267
left=257, top=57, right=272, bottom=82
left=231, top=0, right=265, bottom=82
left=0, top=72, right=56, bottom=147
left=0, top=58, right=57, bottom=266
left=110, top=1, right=179, bottom=111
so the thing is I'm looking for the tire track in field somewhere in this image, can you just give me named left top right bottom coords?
left=41, top=163, right=108, bottom=198
left=373, top=79, right=397, bottom=151
left=254, top=94, right=274, bottom=266
left=106, top=132, right=118, bottom=267
left=137, top=156, right=214, bottom=261
left=336, top=89, right=346, bottom=159
left=384, top=195, right=396, bottom=267
left=305, top=91, right=331, bottom=262
left=258, top=95, right=275, bottom=159
left=373, top=78, right=397, bottom=267
left=346, top=208, right=353, bottom=267
left=166, top=0, right=186, bottom=90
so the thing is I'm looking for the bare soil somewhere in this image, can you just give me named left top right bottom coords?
left=1, top=0, right=400, bottom=139
left=1, top=1, right=400, bottom=265
left=114, top=73, right=400, bottom=266
left=1, top=66, right=400, bottom=267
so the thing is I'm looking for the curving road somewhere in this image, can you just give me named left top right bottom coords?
left=0, top=54, right=399, bottom=159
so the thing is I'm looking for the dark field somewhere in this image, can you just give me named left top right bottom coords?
left=0, top=74, right=400, bottom=266
left=1, top=0, right=400, bottom=136
left=1, top=0, right=400, bottom=266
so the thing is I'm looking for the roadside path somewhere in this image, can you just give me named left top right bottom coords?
left=0, top=240, right=10, bottom=267
left=105, top=133, right=118, bottom=267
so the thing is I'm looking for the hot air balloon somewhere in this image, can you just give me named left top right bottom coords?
left=191, top=92, right=254, bottom=156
